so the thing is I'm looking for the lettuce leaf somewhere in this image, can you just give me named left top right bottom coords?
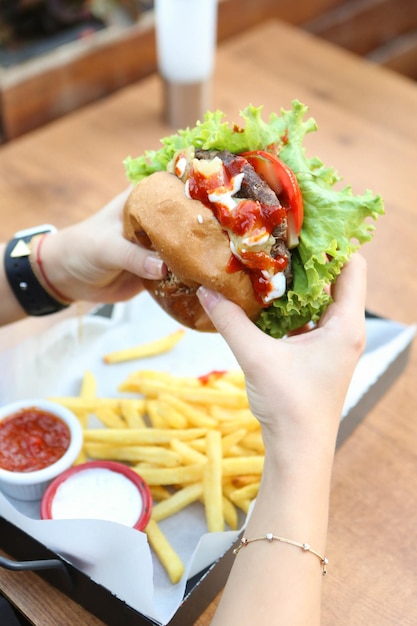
left=124, top=100, right=384, bottom=338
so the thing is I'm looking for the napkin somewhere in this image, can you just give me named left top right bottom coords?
left=0, top=294, right=414, bottom=623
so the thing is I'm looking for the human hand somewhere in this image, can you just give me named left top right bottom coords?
left=197, top=254, right=367, bottom=464
left=38, top=188, right=166, bottom=305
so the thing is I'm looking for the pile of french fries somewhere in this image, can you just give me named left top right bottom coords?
left=50, top=330, right=264, bottom=584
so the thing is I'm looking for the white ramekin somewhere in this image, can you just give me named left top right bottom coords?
left=0, top=399, right=83, bottom=501
left=41, top=460, right=153, bottom=530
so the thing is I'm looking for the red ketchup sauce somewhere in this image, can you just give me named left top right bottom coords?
left=186, top=155, right=288, bottom=304
left=198, top=370, right=227, bottom=385
left=0, top=408, right=71, bottom=473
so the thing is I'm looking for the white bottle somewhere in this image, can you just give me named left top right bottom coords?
left=155, top=0, right=218, bottom=128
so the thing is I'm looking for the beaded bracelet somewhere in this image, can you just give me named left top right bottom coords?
left=233, top=533, right=328, bottom=575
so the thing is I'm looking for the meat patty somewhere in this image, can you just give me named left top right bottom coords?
left=195, top=149, right=280, bottom=206
left=195, top=149, right=293, bottom=285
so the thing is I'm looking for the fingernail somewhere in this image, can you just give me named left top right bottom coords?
left=144, top=255, right=165, bottom=279
left=197, top=286, right=221, bottom=313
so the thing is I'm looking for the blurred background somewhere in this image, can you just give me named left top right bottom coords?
left=0, top=0, right=416, bottom=142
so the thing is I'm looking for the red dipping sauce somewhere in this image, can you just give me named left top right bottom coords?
left=0, top=407, right=71, bottom=473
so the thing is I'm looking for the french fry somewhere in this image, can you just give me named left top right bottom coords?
left=84, top=427, right=207, bottom=445
left=84, top=443, right=181, bottom=467
left=241, top=431, right=265, bottom=454
left=210, top=406, right=256, bottom=424
left=229, top=481, right=260, bottom=504
left=175, top=386, right=248, bottom=408
left=146, top=399, right=169, bottom=429
left=218, top=418, right=260, bottom=436
left=74, top=370, right=97, bottom=463
left=103, top=329, right=185, bottom=364
left=232, top=475, right=260, bottom=488
left=222, top=456, right=264, bottom=477
left=133, top=463, right=205, bottom=486
left=119, top=370, right=200, bottom=394
left=203, top=431, right=224, bottom=532
left=155, top=399, right=188, bottom=429
left=51, top=362, right=267, bottom=585
left=133, top=462, right=159, bottom=470
left=221, top=429, right=248, bottom=455
left=121, top=375, right=248, bottom=408
left=74, top=447, right=88, bottom=466
left=227, top=444, right=258, bottom=457
left=80, top=369, right=97, bottom=398
left=220, top=370, right=246, bottom=388
left=170, top=438, right=208, bottom=466
left=211, top=378, right=245, bottom=393
left=145, top=519, right=185, bottom=584
left=120, top=399, right=147, bottom=428
left=218, top=420, right=258, bottom=436
left=152, top=483, right=204, bottom=522
left=95, top=406, right=127, bottom=429
left=223, top=481, right=253, bottom=514
left=159, top=393, right=217, bottom=429
left=49, top=397, right=105, bottom=410
left=231, top=497, right=252, bottom=514
left=222, top=495, right=238, bottom=531
left=150, top=485, right=172, bottom=502
left=186, top=438, right=206, bottom=454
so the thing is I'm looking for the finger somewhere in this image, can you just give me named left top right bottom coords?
left=111, top=238, right=166, bottom=280
left=319, top=254, right=366, bottom=326
left=114, top=187, right=167, bottom=280
left=197, top=287, right=267, bottom=366
left=333, top=253, right=367, bottom=306
left=108, top=186, right=133, bottom=212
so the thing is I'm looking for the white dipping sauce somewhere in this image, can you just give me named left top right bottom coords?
left=51, top=468, right=143, bottom=527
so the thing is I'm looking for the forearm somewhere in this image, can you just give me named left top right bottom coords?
left=212, top=447, right=334, bottom=626
left=0, top=190, right=166, bottom=329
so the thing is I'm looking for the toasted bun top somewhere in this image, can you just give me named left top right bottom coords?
left=123, top=171, right=263, bottom=329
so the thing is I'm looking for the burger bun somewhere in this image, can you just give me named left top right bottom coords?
left=123, top=171, right=263, bottom=331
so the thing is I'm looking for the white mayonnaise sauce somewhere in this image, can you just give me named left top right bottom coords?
left=51, top=468, right=143, bottom=527
left=262, top=271, right=286, bottom=303
left=175, top=155, right=187, bottom=179
left=241, top=228, right=270, bottom=248
left=208, top=172, right=244, bottom=211
left=181, top=152, right=287, bottom=304
left=184, top=179, right=191, bottom=199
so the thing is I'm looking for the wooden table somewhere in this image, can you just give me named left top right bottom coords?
left=1, top=19, right=416, bottom=625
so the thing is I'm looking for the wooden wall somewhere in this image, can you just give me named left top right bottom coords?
left=303, top=0, right=417, bottom=80
left=0, top=0, right=416, bottom=141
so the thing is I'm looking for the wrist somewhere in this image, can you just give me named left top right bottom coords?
left=262, top=445, right=335, bottom=495
left=3, top=225, right=71, bottom=317
left=262, top=430, right=337, bottom=476
left=261, top=406, right=340, bottom=471
left=250, top=449, right=334, bottom=552
left=31, top=234, right=73, bottom=306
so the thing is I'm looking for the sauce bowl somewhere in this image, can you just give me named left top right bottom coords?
left=41, top=460, right=152, bottom=531
left=0, top=399, right=83, bottom=501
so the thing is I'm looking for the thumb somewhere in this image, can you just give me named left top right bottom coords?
left=197, top=287, right=265, bottom=364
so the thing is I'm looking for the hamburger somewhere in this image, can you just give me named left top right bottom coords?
left=123, top=100, right=384, bottom=338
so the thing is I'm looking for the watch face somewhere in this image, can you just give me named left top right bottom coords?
left=14, top=224, right=57, bottom=239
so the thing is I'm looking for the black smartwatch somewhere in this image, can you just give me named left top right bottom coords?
left=4, top=224, right=70, bottom=316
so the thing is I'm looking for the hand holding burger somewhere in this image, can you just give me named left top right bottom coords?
left=123, top=100, right=384, bottom=337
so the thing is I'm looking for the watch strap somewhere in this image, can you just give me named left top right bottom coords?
left=4, top=231, right=70, bottom=316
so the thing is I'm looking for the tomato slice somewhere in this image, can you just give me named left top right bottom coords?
left=241, top=150, right=304, bottom=247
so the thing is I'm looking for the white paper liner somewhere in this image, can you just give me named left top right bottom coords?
left=0, top=293, right=414, bottom=623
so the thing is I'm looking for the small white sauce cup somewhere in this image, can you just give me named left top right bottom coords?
left=0, top=399, right=83, bottom=501
left=41, top=461, right=153, bottom=531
